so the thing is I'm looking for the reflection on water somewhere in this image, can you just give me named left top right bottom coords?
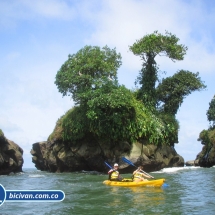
left=128, top=186, right=163, bottom=193
left=106, top=185, right=165, bottom=214
left=128, top=187, right=165, bottom=207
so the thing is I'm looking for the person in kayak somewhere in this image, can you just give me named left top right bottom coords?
left=108, top=163, right=123, bottom=181
left=132, top=166, right=152, bottom=182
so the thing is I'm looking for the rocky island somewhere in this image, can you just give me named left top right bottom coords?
left=31, top=32, right=206, bottom=173
left=31, top=139, right=184, bottom=173
left=0, top=129, right=24, bottom=175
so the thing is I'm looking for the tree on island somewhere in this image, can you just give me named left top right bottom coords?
left=207, top=95, right=215, bottom=127
left=53, top=31, right=206, bottom=154
left=198, top=95, right=215, bottom=147
left=129, top=30, right=188, bottom=109
left=197, top=95, right=215, bottom=167
left=129, top=31, right=206, bottom=114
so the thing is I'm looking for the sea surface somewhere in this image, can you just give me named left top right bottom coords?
left=0, top=166, right=215, bottom=215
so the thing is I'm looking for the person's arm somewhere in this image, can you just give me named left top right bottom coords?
left=108, top=169, right=114, bottom=174
left=141, top=172, right=151, bottom=179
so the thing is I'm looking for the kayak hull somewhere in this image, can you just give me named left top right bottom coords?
left=103, top=178, right=165, bottom=187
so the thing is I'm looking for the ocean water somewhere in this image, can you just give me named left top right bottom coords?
left=0, top=166, right=215, bottom=215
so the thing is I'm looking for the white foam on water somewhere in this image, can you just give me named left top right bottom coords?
left=152, top=166, right=201, bottom=174
left=7, top=171, right=25, bottom=176
left=28, top=174, right=45, bottom=178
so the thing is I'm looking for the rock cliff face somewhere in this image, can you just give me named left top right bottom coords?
left=120, top=142, right=184, bottom=173
left=185, top=160, right=199, bottom=166
left=30, top=139, right=184, bottom=173
left=194, top=144, right=215, bottom=167
left=0, top=130, right=24, bottom=175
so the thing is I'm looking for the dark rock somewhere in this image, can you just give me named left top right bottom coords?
left=185, top=160, right=199, bottom=166
left=120, top=143, right=184, bottom=173
left=0, top=130, right=24, bottom=175
left=194, top=144, right=215, bottom=167
left=30, top=139, right=184, bottom=173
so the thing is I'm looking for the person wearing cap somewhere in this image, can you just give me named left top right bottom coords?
left=132, top=166, right=152, bottom=182
left=108, top=163, right=123, bottom=181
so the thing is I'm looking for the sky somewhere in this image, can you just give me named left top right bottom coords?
left=0, top=0, right=215, bottom=168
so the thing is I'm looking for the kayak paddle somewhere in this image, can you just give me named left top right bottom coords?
left=104, top=161, right=113, bottom=170
left=121, top=157, right=154, bottom=179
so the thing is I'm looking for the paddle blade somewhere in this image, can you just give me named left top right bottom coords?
left=162, top=183, right=169, bottom=188
left=121, top=157, right=136, bottom=167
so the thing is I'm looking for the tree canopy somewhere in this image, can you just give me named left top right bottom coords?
left=198, top=95, right=215, bottom=150
left=54, top=31, right=207, bottom=149
left=55, top=45, right=122, bottom=105
left=207, top=95, right=215, bottom=126
left=130, top=30, right=187, bottom=61
left=156, top=70, right=206, bottom=115
left=129, top=31, right=188, bottom=108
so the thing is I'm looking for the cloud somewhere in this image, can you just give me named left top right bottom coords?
left=6, top=0, right=75, bottom=19
left=0, top=0, right=77, bottom=29
left=0, top=116, right=22, bottom=133
left=1, top=0, right=215, bottom=168
left=84, top=0, right=215, bottom=77
left=0, top=50, right=73, bottom=169
left=0, top=96, right=72, bottom=168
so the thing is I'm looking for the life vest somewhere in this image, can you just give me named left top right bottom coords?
left=110, top=171, right=119, bottom=180
left=133, top=171, right=143, bottom=179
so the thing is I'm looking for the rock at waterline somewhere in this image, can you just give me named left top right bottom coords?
left=30, top=140, right=184, bottom=173
left=185, top=160, right=199, bottom=166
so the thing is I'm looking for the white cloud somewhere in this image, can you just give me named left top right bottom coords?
left=0, top=116, right=22, bottom=133
left=20, top=0, right=76, bottom=20
left=84, top=0, right=215, bottom=75
left=0, top=0, right=76, bottom=22
left=0, top=97, right=72, bottom=168
left=0, top=0, right=215, bottom=168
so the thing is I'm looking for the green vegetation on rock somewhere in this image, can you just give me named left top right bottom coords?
left=0, top=129, right=6, bottom=142
left=0, top=129, right=3, bottom=137
left=52, top=31, right=206, bottom=153
left=207, top=95, right=215, bottom=127
left=198, top=94, right=215, bottom=148
left=129, top=30, right=188, bottom=109
left=198, top=129, right=215, bottom=147
left=156, top=70, right=206, bottom=115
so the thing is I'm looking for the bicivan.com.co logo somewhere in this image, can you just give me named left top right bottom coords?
left=0, top=184, right=6, bottom=206
left=0, top=184, right=65, bottom=206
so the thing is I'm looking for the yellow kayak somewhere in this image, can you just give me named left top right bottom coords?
left=103, top=178, right=165, bottom=187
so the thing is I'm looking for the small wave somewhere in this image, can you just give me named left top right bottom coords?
left=81, top=170, right=101, bottom=175
left=28, top=174, right=45, bottom=178
left=68, top=183, right=92, bottom=187
left=153, top=166, right=201, bottom=173
left=9, top=171, right=25, bottom=176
